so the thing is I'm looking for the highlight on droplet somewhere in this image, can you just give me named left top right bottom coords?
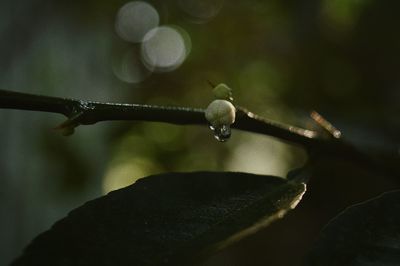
left=209, top=124, right=231, bottom=142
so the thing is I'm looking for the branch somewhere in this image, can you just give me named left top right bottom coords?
left=0, top=89, right=322, bottom=147
left=0, top=89, right=397, bottom=178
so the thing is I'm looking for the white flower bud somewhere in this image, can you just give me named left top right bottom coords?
left=205, top=99, right=236, bottom=127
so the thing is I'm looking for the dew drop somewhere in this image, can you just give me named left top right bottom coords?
left=209, top=124, right=231, bottom=142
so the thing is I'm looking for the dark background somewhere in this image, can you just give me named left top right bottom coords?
left=1, top=0, right=400, bottom=265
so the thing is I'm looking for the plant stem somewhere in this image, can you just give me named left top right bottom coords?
left=1, top=89, right=397, bottom=178
left=0, top=89, right=322, bottom=147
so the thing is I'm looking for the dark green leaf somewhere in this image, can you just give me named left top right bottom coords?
left=307, top=190, right=400, bottom=266
left=12, top=171, right=306, bottom=266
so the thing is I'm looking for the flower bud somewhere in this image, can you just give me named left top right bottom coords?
left=205, top=99, right=236, bottom=127
left=212, top=83, right=233, bottom=101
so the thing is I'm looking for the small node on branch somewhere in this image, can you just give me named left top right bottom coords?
left=54, top=110, right=86, bottom=136
left=310, top=111, right=341, bottom=139
left=54, top=120, right=79, bottom=136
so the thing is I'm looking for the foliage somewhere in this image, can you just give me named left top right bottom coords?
left=307, top=190, right=400, bottom=266
left=1, top=0, right=400, bottom=265
left=12, top=171, right=306, bottom=265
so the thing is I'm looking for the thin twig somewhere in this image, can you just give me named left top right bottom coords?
left=0, top=89, right=321, bottom=147
left=0, top=89, right=398, bottom=178
left=310, top=111, right=341, bottom=138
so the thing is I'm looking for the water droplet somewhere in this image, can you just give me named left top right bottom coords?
left=209, top=124, right=231, bottom=142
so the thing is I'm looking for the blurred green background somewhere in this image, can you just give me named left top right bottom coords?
left=1, top=0, right=400, bottom=265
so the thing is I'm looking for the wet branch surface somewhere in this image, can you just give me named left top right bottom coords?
left=0, top=89, right=320, bottom=146
left=0, top=89, right=390, bottom=176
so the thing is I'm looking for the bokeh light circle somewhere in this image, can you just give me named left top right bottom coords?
left=178, top=0, right=224, bottom=23
left=112, top=49, right=153, bottom=83
left=140, top=26, right=190, bottom=72
left=115, top=1, right=159, bottom=43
